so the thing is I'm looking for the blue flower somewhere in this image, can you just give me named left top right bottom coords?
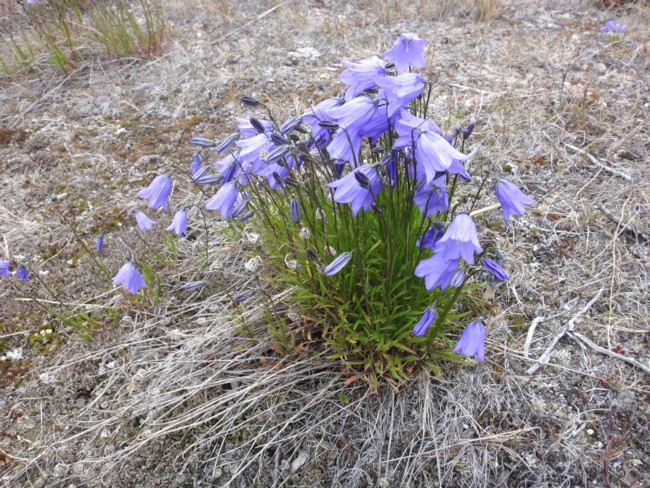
left=434, top=213, right=482, bottom=264
left=135, top=211, right=155, bottom=231
left=384, top=33, right=428, bottom=75
left=302, top=95, right=345, bottom=146
left=601, top=20, right=627, bottom=33
left=204, top=182, right=238, bottom=219
left=414, top=253, right=460, bottom=291
left=235, top=133, right=274, bottom=165
left=112, top=262, right=147, bottom=295
left=415, top=223, right=445, bottom=250
left=413, top=177, right=449, bottom=217
left=340, top=56, right=387, bottom=98
left=495, top=180, right=535, bottom=222
left=290, top=198, right=301, bottom=223
left=166, top=209, right=188, bottom=236
left=327, top=96, right=391, bottom=143
left=16, top=265, right=29, bottom=281
left=375, top=73, right=425, bottom=116
left=0, top=260, right=10, bottom=277
left=328, top=165, right=383, bottom=217
left=326, top=130, right=363, bottom=167
left=323, top=251, right=353, bottom=276
left=453, top=321, right=486, bottom=362
left=190, top=154, right=201, bottom=175
left=236, top=117, right=273, bottom=138
left=136, top=174, right=172, bottom=211
left=413, top=307, right=436, bottom=337
left=483, top=258, right=509, bottom=282
left=96, top=234, right=104, bottom=253
left=393, top=110, right=468, bottom=182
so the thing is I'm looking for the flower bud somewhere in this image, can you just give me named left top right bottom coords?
left=240, top=96, right=261, bottom=107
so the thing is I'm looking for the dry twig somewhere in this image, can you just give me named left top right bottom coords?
left=569, top=332, right=650, bottom=376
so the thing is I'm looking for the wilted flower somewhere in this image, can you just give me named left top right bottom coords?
left=495, top=180, right=535, bottom=222
left=453, top=321, right=486, bottom=362
left=204, top=182, right=238, bottom=219
left=384, top=32, right=428, bottom=75
left=0, top=260, right=10, bottom=277
left=135, top=211, right=155, bottom=231
left=166, top=209, right=188, bottom=236
left=328, top=165, right=384, bottom=216
left=432, top=213, right=483, bottom=264
left=483, top=258, right=509, bottom=282
left=96, top=234, right=104, bottom=253
left=340, top=56, right=387, bottom=98
left=190, top=154, right=202, bottom=175
left=290, top=198, right=301, bottom=223
left=136, top=174, right=172, bottom=211
left=413, top=307, right=436, bottom=336
left=323, top=251, right=353, bottom=276
left=299, top=227, right=311, bottom=239
left=112, top=261, right=147, bottom=295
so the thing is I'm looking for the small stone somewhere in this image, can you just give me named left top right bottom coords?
left=586, top=429, right=595, bottom=436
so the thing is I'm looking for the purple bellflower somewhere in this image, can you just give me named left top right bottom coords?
left=235, top=133, right=275, bottom=165
left=327, top=96, right=391, bottom=142
left=375, top=73, right=425, bottom=116
left=328, top=165, right=383, bottom=217
left=414, top=254, right=460, bottom=291
left=136, top=174, right=172, bottom=212
left=394, top=110, right=468, bottom=182
left=96, top=234, right=104, bottom=253
left=204, top=182, right=238, bottom=219
left=112, top=261, right=147, bottom=295
left=494, top=180, right=535, bottom=222
left=431, top=213, right=482, bottom=264
left=483, top=258, right=509, bottom=282
left=453, top=320, right=486, bottom=362
left=416, top=223, right=445, bottom=250
left=601, top=20, right=627, bottom=33
left=302, top=95, right=345, bottom=146
left=166, top=209, right=188, bottom=236
left=135, top=211, right=155, bottom=231
left=0, top=260, right=10, bottom=277
left=16, top=265, right=29, bottom=281
left=413, top=307, right=436, bottom=337
left=236, top=117, right=273, bottom=138
left=384, top=33, right=428, bottom=75
left=413, top=177, right=449, bottom=217
left=323, top=251, right=353, bottom=276
left=190, top=154, right=202, bottom=175
left=340, top=56, right=387, bottom=98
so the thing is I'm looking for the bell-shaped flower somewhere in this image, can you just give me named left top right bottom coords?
left=1, top=260, right=10, bottom=277
left=323, top=251, right=353, bottom=276
left=384, top=32, right=428, bottom=74
left=375, top=73, right=425, bottom=116
left=16, top=265, right=29, bottom=281
left=190, top=153, right=202, bottom=175
left=235, top=133, right=274, bottom=165
left=112, top=261, right=147, bottom=295
left=453, top=321, right=486, bottom=362
left=135, top=211, right=155, bottom=231
left=413, top=177, right=449, bottom=217
left=204, top=182, right=238, bottom=219
left=432, top=213, right=482, bottom=265
left=340, top=56, right=387, bottom=98
left=413, top=307, right=436, bottom=337
left=326, top=129, right=363, bottom=167
left=327, top=96, right=391, bottom=142
left=415, top=223, right=445, bottom=250
left=136, top=174, right=172, bottom=211
left=482, top=258, right=509, bottom=282
left=302, top=95, right=345, bottom=146
left=414, top=253, right=460, bottom=291
left=328, top=165, right=383, bottom=217
left=166, top=209, right=188, bottom=236
left=495, top=180, right=535, bottom=222
left=96, top=235, right=104, bottom=253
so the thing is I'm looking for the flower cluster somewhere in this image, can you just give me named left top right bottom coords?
left=600, top=20, right=628, bottom=33
left=113, top=32, right=536, bottom=374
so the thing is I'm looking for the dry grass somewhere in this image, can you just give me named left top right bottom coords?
left=1, top=0, right=649, bottom=486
